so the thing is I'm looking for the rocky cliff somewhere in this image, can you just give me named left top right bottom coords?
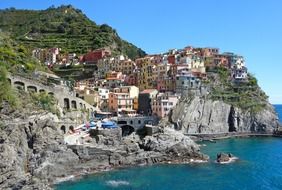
left=170, top=96, right=280, bottom=134
left=0, top=103, right=206, bottom=189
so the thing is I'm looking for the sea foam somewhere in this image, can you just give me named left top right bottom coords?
left=106, top=180, right=130, bottom=187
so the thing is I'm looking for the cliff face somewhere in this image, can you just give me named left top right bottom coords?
left=0, top=104, right=206, bottom=189
left=0, top=112, right=79, bottom=190
left=170, top=96, right=280, bottom=134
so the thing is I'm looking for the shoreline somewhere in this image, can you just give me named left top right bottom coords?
left=186, top=132, right=282, bottom=141
left=52, top=158, right=208, bottom=186
left=53, top=132, right=282, bottom=188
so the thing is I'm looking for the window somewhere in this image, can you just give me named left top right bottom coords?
left=138, top=120, right=141, bottom=124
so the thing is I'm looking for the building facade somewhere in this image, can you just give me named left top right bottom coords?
left=151, top=93, right=180, bottom=118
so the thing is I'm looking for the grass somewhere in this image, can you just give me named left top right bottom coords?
left=208, top=68, right=267, bottom=113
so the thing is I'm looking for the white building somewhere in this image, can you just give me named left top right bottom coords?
left=232, top=57, right=248, bottom=81
left=98, top=88, right=110, bottom=100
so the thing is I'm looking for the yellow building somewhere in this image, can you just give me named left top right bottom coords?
left=136, top=57, right=154, bottom=91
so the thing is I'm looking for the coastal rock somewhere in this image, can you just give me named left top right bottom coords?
left=0, top=110, right=208, bottom=189
left=0, top=112, right=79, bottom=189
left=171, top=96, right=280, bottom=134
left=216, top=153, right=235, bottom=163
left=140, top=128, right=208, bottom=161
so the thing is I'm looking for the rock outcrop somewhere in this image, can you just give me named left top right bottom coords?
left=170, top=96, right=280, bottom=134
left=0, top=106, right=207, bottom=189
left=216, top=153, right=235, bottom=163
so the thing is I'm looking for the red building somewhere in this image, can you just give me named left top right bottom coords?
left=80, top=48, right=111, bottom=64
left=167, top=55, right=176, bottom=64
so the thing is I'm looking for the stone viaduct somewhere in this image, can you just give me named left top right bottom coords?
left=111, top=116, right=159, bottom=136
left=7, top=74, right=97, bottom=114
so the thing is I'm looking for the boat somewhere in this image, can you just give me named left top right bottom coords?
left=101, top=121, right=118, bottom=129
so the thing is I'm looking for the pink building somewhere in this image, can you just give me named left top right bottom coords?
left=151, top=93, right=180, bottom=118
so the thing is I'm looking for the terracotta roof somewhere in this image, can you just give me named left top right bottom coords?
left=140, top=89, right=158, bottom=94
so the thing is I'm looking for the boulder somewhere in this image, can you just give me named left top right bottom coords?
left=216, top=153, right=233, bottom=163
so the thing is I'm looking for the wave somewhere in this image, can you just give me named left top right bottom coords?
left=216, top=157, right=239, bottom=164
left=106, top=180, right=130, bottom=187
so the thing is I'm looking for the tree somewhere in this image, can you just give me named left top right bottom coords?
left=57, top=24, right=66, bottom=33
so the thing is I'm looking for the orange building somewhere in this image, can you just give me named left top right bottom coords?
left=108, top=86, right=139, bottom=114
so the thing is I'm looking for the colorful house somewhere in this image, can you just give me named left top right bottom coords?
left=81, top=48, right=111, bottom=64
left=175, top=69, right=201, bottom=95
left=108, top=86, right=139, bottom=114
left=151, top=92, right=180, bottom=118
left=136, top=57, right=154, bottom=91
left=231, top=57, right=248, bottom=81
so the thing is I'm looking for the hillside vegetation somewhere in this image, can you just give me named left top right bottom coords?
left=0, top=32, right=57, bottom=111
left=0, top=5, right=146, bottom=59
left=207, top=67, right=268, bottom=113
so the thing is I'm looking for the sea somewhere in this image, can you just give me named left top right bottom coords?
left=56, top=105, right=282, bottom=190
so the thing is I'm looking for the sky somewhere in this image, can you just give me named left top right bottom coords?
left=1, top=0, right=282, bottom=104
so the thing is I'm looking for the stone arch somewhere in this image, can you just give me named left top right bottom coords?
left=27, top=85, right=37, bottom=93
left=39, top=89, right=45, bottom=93
left=64, top=98, right=70, bottom=110
left=60, top=125, right=66, bottom=134
left=121, top=125, right=135, bottom=136
left=48, top=92, right=54, bottom=96
left=79, top=103, right=83, bottom=109
left=71, top=100, right=77, bottom=109
left=14, top=81, right=25, bottom=90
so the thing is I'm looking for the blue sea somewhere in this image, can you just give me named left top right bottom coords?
left=56, top=105, right=282, bottom=190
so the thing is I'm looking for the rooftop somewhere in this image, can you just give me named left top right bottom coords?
left=140, top=89, right=158, bottom=94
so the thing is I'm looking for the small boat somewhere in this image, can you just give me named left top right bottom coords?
left=101, top=121, right=118, bottom=129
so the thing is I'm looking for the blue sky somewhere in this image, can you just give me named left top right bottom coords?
left=1, top=0, right=282, bottom=104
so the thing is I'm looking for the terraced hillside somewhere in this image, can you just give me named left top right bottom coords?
left=0, top=5, right=146, bottom=59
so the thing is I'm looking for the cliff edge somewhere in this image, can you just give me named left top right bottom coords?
left=170, top=96, right=280, bottom=134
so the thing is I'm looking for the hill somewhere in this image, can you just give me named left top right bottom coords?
left=0, top=5, right=146, bottom=59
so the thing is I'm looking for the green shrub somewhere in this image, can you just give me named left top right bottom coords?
left=31, top=92, right=59, bottom=115
left=0, top=65, right=18, bottom=107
